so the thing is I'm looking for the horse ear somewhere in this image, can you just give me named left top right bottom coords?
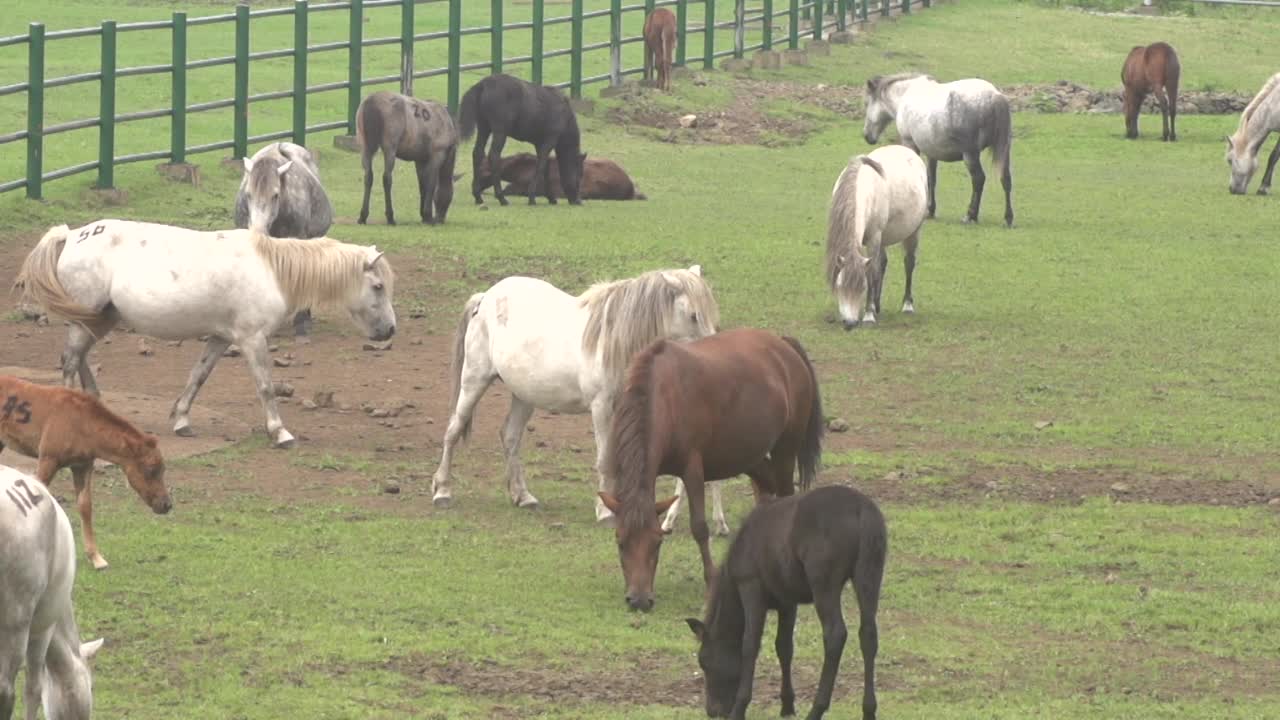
left=689, top=264, right=702, bottom=277
left=242, top=157, right=253, bottom=173
left=81, top=638, right=104, bottom=661
left=654, top=495, right=679, bottom=516
left=866, top=77, right=877, bottom=92
left=365, top=246, right=384, bottom=270
left=686, top=618, right=706, bottom=640
left=1225, top=136, right=1233, bottom=149
left=598, top=492, right=622, bottom=514
left=276, top=160, right=293, bottom=177
left=580, top=152, right=588, bottom=162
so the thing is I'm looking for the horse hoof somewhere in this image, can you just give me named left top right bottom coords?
left=715, top=526, right=731, bottom=538
left=963, top=216, right=978, bottom=225
left=902, top=301, right=915, bottom=314
left=273, top=431, right=297, bottom=449
left=497, top=198, right=510, bottom=207
left=357, top=216, right=368, bottom=225
left=597, top=514, right=617, bottom=528
left=432, top=494, right=453, bottom=509
left=174, top=425, right=195, bottom=438
left=91, top=556, right=109, bottom=571
left=661, top=524, right=675, bottom=535
left=386, top=218, right=396, bottom=226
left=1258, top=188, right=1270, bottom=196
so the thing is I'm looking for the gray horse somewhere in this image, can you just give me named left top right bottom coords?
left=356, top=91, right=460, bottom=226
left=863, top=74, right=1014, bottom=228
left=234, top=141, right=335, bottom=337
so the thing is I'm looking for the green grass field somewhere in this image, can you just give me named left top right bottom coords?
left=3, top=0, right=1280, bottom=718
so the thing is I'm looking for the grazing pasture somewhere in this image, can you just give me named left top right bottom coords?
left=1, top=1, right=1278, bottom=719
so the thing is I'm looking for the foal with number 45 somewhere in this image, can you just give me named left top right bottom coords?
left=0, top=375, right=172, bottom=570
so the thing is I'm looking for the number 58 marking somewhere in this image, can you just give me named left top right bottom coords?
left=76, top=224, right=106, bottom=243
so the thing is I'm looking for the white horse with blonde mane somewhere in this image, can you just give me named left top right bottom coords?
left=14, top=220, right=396, bottom=449
left=827, top=145, right=929, bottom=329
left=1, top=464, right=103, bottom=720
left=431, top=266, right=727, bottom=525
left=1226, top=72, right=1280, bottom=195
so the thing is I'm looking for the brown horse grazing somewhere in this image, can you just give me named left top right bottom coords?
left=0, top=375, right=172, bottom=570
left=1122, top=42, right=1180, bottom=141
left=644, top=9, right=677, bottom=92
left=597, top=328, right=824, bottom=612
left=476, top=152, right=647, bottom=201
left=687, top=485, right=887, bottom=720
left=356, top=90, right=461, bottom=226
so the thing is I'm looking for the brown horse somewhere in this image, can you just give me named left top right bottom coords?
left=644, top=9, right=677, bottom=92
left=597, top=328, right=824, bottom=612
left=0, top=375, right=172, bottom=570
left=1122, top=42, right=1180, bottom=141
left=356, top=90, right=460, bottom=225
left=476, top=152, right=647, bottom=201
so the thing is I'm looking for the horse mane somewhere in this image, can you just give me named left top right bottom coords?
left=826, top=156, right=880, bottom=288
left=609, top=341, right=667, bottom=533
left=579, top=267, right=718, bottom=380
left=869, top=72, right=933, bottom=96
left=247, top=151, right=286, bottom=197
left=1233, top=72, right=1280, bottom=142
left=249, top=231, right=394, bottom=313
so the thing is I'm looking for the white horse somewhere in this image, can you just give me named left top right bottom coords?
left=863, top=73, right=1014, bottom=228
left=1226, top=72, right=1280, bottom=195
left=1, top=465, right=104, bottom=720
left=827, top=145, right=929, bottom=329
left=431, top=266, right=726, bottom=524
left=14, top=220, right=396, bottom=449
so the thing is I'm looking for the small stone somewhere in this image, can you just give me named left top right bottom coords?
left=827, top=417, right=850, bottom=433
left=224, top=345, right=241, bottom=358
left=1110, top=482, right=1131, bottom=494
left=382, top=481, right=401, bottom=495
left=536, top=440, right=548, bottom=448
left=363, top=340, right=393, bottom=352
left=166, top=340, right=182, bottom=348
left=369, top=408, right=391, bottom=418
left=137, top=339, right=154, bottom=356
left=301, top=399, right=319, bottom=410
left=679, top=114, right=698, bottom=129
left=1033, top=420, right=1054, bottom=430
left=313, top=391, right=335, bottom=409
left=549, top=522, right=566, bottom=531
left=268, top=344, right=279, bottom=352
left=273, top=357, right=292, bottom=368
left=985, top=480, right=999, bottom=491
left=272, top=382, right=295, bottom=398
left=882, top=471, right=904, bottom=482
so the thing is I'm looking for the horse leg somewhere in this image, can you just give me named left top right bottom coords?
left=591, top=395, right=619, bottom=525
left=488, top=133, right=510, bottom=206
left=643, top=40, right=653, bottom=83
left=357, top=148, right=375, bottom=224
left=925, top=157, right=938, bottom=219
left=962, top=151, right=986, bottom=224
left=807, top=581, right=850, bottom=720
left=681, top=461, right=717, bottom=588
left=530, top=143, right=554, bottom=206
left=241, top=333, right=294, bottom=448
left=471, top=125, right=491, bottom=204
left=902, top=230, right=919, bottom=314
left=661, top=477, right=684, bottom=533
left=71, top=463, right=108, bottom=570
left=0, top=622, right=24, bottom=720
left=727, top=583, right=768, bottom=720
left=665, top=479, right=728, bottom=535
left=22, top=627, right=52, bottom=720
left=61, top=323, right=99, bottom=395
left=380, top=149, right=397, bottom=226
left=415, top=159, right=438, bottom=225
left=170, top=336, right=232, bottom=437
left=777, top=603, right=799, bottom=717
left=499, top=397, right=539, bottom=509
left=1155, top=86, right=1171, bottom=142
left=293, top=309, right=313, bottom=341
left=431, top=344, right=498, bottom=508
left=874, top=248, right=888, bottom=317
left=1258, top=138, right=1280, bottom=196
left=853, top=547, right=884, bottom=720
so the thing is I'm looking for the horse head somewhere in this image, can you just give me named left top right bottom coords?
left=124, top=434, right=172, bottom=515
left=599, top=492, right=678, bottom=612
left=241, top=155, right=294, bottom=235
left=349, top=245, right=397, bottom=342
left=663, top=264, right=720, bottom=341
left=44, top=636, right=103, bottom=720
left=832, top=253, right=874, bottom=330
left=686, top=617, right=741, bottom=718
left=862, top=76, right=896, bottom=144
left=1225, top=135, right=1257, bottom=195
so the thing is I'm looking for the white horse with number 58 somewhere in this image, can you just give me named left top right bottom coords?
left=431, top=266, right=725, bottom=526
left=14, top=220, right=397, bottom=449
left=1, top=464, right=104, bottom=720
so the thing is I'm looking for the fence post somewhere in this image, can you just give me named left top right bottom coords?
left=763, top=0, right=772, bottom=50
left=570, top=0, right=583, bottom=98
left=814, top=0, right=823, bottom=37
left=400, top=0, right=414, bottom=95
left=861, top=0, right=869, bottom=22
left=97, top=21, right=116, bottom=190
left=448, top=0, right=461, bottom=112
left=923, top=0, right=931, bottom=6
left=609, top=0, right=622, bottom=85
left=733, top=0, right=744, bottom=60
left=902, top=0, right=910, bottom=15
left=25, top=23, right=44, bottom=199
left=788, top=0, right=798, bottom=50
left=531, top=0, right=544, bottom=84
left=293, top=1, right=308, bottom=145
left=881, top=0, right=890, bottom=18
left=703, top=0, right=714, bottom=69
left=675, top=0, right=687, bottom=66
left=234, top=4, right=249, bottom=159
left=171, top=13, right=187, bottom=163
left=837, top=0, right=846, bottom=30
left=491, top=0, right=503, bottom=75
left=347, top=0, right=362, bottom=134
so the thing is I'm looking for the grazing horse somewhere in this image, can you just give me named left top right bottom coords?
left=356, top=91, right=460, bottom=226
left=687, top=485, right=887, bottom=720
left=1226, top=72, right=1280, bottom=195
left=459, top=73, right=585, bottom=206
left=826, top=146, right=928, bottom=329
left=0, top=375, right=172, bottom=570
left=598, top=328, right=824, bottom=612
left=1122, top=42, right=1180, bottom=141
left=644, top=9, right=677, bottom=92
left=863, top=73, right=1014, bottom=227
left=476, top=153, right=648, bottom=201
left=14, top=220, right=396, bottom=449
left=234, top=141, right=335, bottom=339
left=431, top=266, right=720, bottom=524
left=0, top=465, right=105, bottom=720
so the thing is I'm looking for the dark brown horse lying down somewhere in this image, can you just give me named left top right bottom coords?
left=477, top=153, right=647, bottom=201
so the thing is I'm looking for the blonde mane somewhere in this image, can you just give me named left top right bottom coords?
left=249, top=231, right=394, bottom=313
left=826, top=156, right=883, bottom=290
left=579, top=267, right=719, bottom=380
left=1231, top=72, right=1280, bottom=145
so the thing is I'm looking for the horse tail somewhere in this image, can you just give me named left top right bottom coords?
left=448, top=293, right=484, bottom=442
left=782, top=335, right=823, bottom=492
left=458, top=82, right=482, bottom=140
left=989, top=94, right=1013, bottom=183
left=634, top=190, right=647, bottom=200
left=1164, top=47, right=1181, bottom=106
left=356, top=98, right=384, bottom=154
left=13, top=225, right=103, bottom=328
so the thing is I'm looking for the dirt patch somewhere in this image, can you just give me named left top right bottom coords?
left=1001, top=80, right=1249, bottom=115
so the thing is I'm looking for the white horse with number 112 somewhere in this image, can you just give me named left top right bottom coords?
left=14, top=220, right=397, bottom=449
left=431, top=265, right=727, bottom=527
left=1, top=464, right=104, bottom=720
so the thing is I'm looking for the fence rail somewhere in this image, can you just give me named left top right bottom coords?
left=2, top=0, right=928, bottom=198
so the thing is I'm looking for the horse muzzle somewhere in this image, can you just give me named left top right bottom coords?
left=625, top=592, right=654, bottom=612
left=371, top=325, right=396, bottom=342
left=1229, top=185, right=1246, bottom=196
left=151, top=494, right=174, bottom=515
left=843, top=319, right=860, bottom=331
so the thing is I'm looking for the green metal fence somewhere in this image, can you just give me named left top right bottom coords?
left=0, top=0, right=919, bottom=199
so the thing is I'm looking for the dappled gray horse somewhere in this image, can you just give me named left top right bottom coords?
left=234, top=141, right=334, bottom=337
left=356, top=91, right=460, bottom=225
left=1226, top=72, right=1280, bottom=195
left=863, top=74, right=1014, bottom=228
